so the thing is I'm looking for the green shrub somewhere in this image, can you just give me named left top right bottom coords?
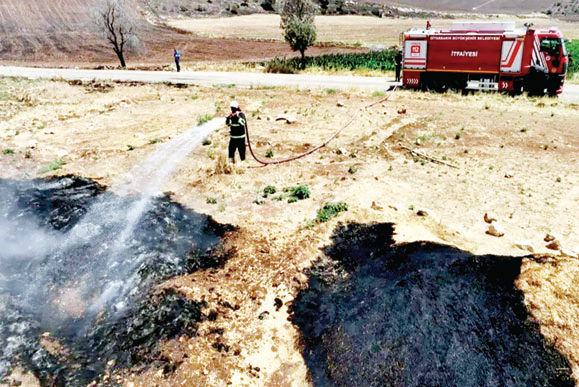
left=206, top=197, right=217, bottom=204
left=149, top=138, right=163, bottom=144
left=202, top=139, right=212, bottom=146
left=265, top=57, right=296, bottom=74
left=348, top=166, right=357, bottom=174
left=290, top=185, right=310, bottom=200
left=127, top=144, right=135, bottom=150
left=263, top=185, right=277, bottom=196
left=567, top=39, right=579, bottom=76
left=2, top=149, right=15, bottom=155
left=288, top=196, right=299, bottom=203
left=316, top=202, right=348, bottom=223
left=266, top=149, right=274, bottom=158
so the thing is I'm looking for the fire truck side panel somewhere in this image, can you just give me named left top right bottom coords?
left=401, top=24, right=567, bottom=95
left=404, top=39, right=427, bottom=69
left=500, top=39, right=524, bottom=73
left=427, top=35, right=502, bottom=73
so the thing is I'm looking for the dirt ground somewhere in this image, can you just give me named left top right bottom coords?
left=168, top=14, right=579, bottom=47
left=1, top=78, right=579, bottom=385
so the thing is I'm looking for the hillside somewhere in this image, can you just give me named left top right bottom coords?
left=547, top=0, right=579, bottom=17
left=0, top=0, right=357, bottom=66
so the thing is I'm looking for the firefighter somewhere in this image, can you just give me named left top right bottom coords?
left=395, top=49, right=403, bottom=82
left=426, top=20, right=432, bottom=30
left=226, top=101, right=247, bottom=163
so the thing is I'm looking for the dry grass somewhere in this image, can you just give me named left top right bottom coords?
left=517, top=257, right=579, bottom=381
left=169, top=14, right=579, bottom=47
left=2, top=79, right=579, bottom=385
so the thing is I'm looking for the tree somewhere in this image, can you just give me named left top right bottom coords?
left=94, top=0, right=139, bottom=68
left=279, top=0, right=318, bottom=69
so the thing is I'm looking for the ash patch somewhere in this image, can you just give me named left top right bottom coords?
left=290, top=222, right=572, bottom=387
left=0, top=176, right=234, bottom=385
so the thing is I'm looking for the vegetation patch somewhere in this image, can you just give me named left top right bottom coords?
left=197, top=114, right=214, bottom=125
left=566, top=40, right=579, bottom=76
left=290, top=185, right=311, bottom=200
left=262, top=50, right=398, bottom=73
left=39, top=159, right=65, bottom=173
left=316, top=202, right=348, bottom=223
left=263, top=185, right=277, bottom=197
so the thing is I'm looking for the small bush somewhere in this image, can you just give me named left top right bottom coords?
left=263, top=185, right=277, bottom=196
left=266, top=149, right=274, bottom=158
left=288, top=196, right=299, bottom=203
left=290, top=185, right=310, bottom=200
left=316, top=202, right=348, bottom=223
left=127, top=144, right=135, bottom=150
left=265, top=57, right=296, bottom=74
left=455, top=133, right=461, bottom=140
left=197, top=114, right=214, bottom=125
left=150, top=138, right=163, bottom=144
left=39, top=159, right=65, bottom=173
left=348, top=166, right=357, bottom=174
left=206, top=197, right=217, bottom=204
left=326, top=89, right=336, bottom=94
left=2, top=149, right=15, bottom=155
left=202, top=139, right=212, bottom=146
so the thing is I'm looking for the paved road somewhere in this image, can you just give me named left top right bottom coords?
left=1, top=66, right=577, bottom=101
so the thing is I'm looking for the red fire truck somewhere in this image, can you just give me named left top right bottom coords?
left=402, top=22, right=568, bottom=96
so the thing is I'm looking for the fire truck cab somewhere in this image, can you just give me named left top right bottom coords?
left=402, top=22, right=568, bottom=96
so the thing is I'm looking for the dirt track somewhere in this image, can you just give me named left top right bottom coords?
left=1, top=66, right=578, bottom=102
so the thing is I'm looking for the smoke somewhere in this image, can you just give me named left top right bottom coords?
left=0, top=119, right=229, bottom=382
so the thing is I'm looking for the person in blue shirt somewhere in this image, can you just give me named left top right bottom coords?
left=225, top=101, right=247, bottom=163
left=173, top=49, right=181, bottom=72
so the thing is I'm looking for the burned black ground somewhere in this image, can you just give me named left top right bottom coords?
left=0, top=176, right=234, bottom=385
left=291, top=222, right=573, bottom=387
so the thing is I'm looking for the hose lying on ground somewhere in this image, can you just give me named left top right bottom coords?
left=245, top=86, right=398, bottom=166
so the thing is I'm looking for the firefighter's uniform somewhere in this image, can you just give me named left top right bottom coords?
left=226, top=101, right=247, bottom=163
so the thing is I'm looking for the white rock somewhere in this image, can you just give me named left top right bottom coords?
left=560, top=249, right=578, bottom=259
left=504, top=171, right=514, bottom=178
left=337, top=101, right=345, bottom=107
left=415, top=138, right=421, bottom=146
left=544, top=232, right=561, bottom=242
left=56, top=150, right=68, bottom=158
left=486, top=222, right=505, bottom=237
left=27, top=140, right=38, bottom=149
left=483, top=212, right=498, bottom=224
left=275, top=114, right=296, bottom=124
left=513, top=241, right=534, bottom=253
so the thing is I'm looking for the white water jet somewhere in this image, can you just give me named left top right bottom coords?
left=76, top=117, right=225, bottom=314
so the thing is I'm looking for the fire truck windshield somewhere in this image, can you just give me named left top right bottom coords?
left=540, top=38, right=564, bottom=56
